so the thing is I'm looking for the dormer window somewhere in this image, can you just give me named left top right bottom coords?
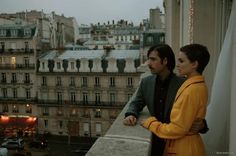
left=70, top=62, right=75, bottom=70
left=24, top=29, right=31, bottom=37
left=0, top=29, right=6, bottom=37
left=147, top=36, right=154, bottom=44
left=160, top=35, right=165, bottom=43
left=10, top=29, right=18, bottom=37
left=56, top=62, right=61, bottom=69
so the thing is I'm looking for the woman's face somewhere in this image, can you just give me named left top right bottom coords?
left=176, top=51, right=197, bottom=77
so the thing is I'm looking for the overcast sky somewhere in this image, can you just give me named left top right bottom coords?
left=0, top=0, right=163, bottom=25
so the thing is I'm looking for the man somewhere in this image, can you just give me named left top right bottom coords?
left=123, top=44, right=208, bottom=156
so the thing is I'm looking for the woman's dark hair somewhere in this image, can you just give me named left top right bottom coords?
left=147, top=44, right=175, bottom=72
left=180, top=44, right=210, bottom=74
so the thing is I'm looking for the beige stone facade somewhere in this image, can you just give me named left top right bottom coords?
left=0, top=19, right=38, bottom=136
left=0, top=16, right=142, bottom=138
left=36, top=73, right=140, bottom=137
left=36, top=50, right=142, bottom=137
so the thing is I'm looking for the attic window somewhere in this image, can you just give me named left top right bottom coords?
left=56, top=62, right=61, bottom=69
left=0, top=29, right=6, bottom=37
left=24, top=29, right=31, bottom=36
left=147, top=36, right=154, bottom=44
left=10, top=29, right=17, bottom=37
left=70, top=62, right=75, bottom=69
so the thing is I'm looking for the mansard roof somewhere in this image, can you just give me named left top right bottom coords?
left=0, top=21, right=36, bottom=38
left=39, top=49, right=140, bottom=60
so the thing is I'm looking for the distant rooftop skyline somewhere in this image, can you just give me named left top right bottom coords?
left=0, top=0, right=164, bottom=25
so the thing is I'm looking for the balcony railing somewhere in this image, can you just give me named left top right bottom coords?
left=11, top=80, right=17, bottom=84
left=0, top=80, right=33, bottom=85
left=109, top=85, right=116, bottom=88
left=126, top=85, right=133, bottom=88
left=42, top=113, right=49, bottom=116
left=24, top=80, right=31, bottom=84
left=5, top=48, right=34, bottom=53
left=0, top=64, right=35, bottom=69
left=94, top=84, right=101, bottom=88
left=55, top=83, right=63, bottom=87
left=0, top=79, right=7, bottom=84
left=81, top=84, right=88, bottom=88
left=16, top=64, right=35, bottom=69
left=69, top=83, right=76, bottom=87
left=26, top=110, right=32, bottom=114
left=86, top=104, right=151, bottom=156
left=0, top=97, right=36, bottom=103
left=37, top=100, right=125, bottom=107
left=41, top=83, right=47, bottom=86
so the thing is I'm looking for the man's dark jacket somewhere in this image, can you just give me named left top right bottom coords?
left=125, top=74, right=184, bottom=123
left=125, top=73, right=208, bottom=156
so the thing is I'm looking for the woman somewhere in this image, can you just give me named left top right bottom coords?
left=142, top=44, right=210, bottom=156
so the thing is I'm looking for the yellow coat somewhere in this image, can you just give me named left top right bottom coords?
left=143, top=75, right=208, bottom=156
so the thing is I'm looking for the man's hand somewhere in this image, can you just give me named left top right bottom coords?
left=190, top=118, right=204, bottom=133
left=123, top=115, right=137, bottom=126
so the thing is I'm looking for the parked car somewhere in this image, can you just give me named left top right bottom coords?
left=1, top=138, right=24, bottom=150
left=29, top=138, right=47, bottom=149
left=3, top=136, right=17, bottom=141
left=71, top=148, right=89, bottom=154
left=0, top=147, right=8, bottom=156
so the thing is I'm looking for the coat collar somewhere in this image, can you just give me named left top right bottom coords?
left=175, top=75, right=205, bottom=101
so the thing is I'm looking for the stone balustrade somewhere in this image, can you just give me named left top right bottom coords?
left=86, top=104, right=151, bottom=156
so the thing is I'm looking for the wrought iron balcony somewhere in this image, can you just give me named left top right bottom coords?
left=0, top=79, right=7, bottom=83
left=24, top=80, right=31, bottom=84
left=94, top=84, right=101, bottom=88
left=0, top=64, right=35, bottom=69
left=37, top=100, right=124, bottom=108
left=109, top=84, right=116, bottom=88
left=126, top=85, right=133, bottom=88
left=0, top=97, right=36, bottom=103
left=41, top=83, right=47, bottom=86
left=11, top=80, right=17, bottom=84
left=16, top=64, right=35, bottom=69
left=5, top=48, right=35, bottom=53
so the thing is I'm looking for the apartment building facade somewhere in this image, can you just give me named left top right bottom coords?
left=0, top=10, right=79, bottom=51
left=0, top=10, right=159, bottom=139
left=0, top=18, right=38, bottom=136
left=36, top=50, right=142, bottom=137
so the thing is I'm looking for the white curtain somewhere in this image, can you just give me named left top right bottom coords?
left=204, top=0, right=236, bottom=155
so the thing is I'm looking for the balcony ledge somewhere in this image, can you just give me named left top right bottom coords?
left=86, top=104, right=151, bottom=156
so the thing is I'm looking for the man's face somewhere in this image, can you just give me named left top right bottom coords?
left=147, top=50, right=167, bottom=75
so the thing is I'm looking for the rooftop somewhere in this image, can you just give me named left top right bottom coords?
left=39, top=49, right=140, bottom=60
